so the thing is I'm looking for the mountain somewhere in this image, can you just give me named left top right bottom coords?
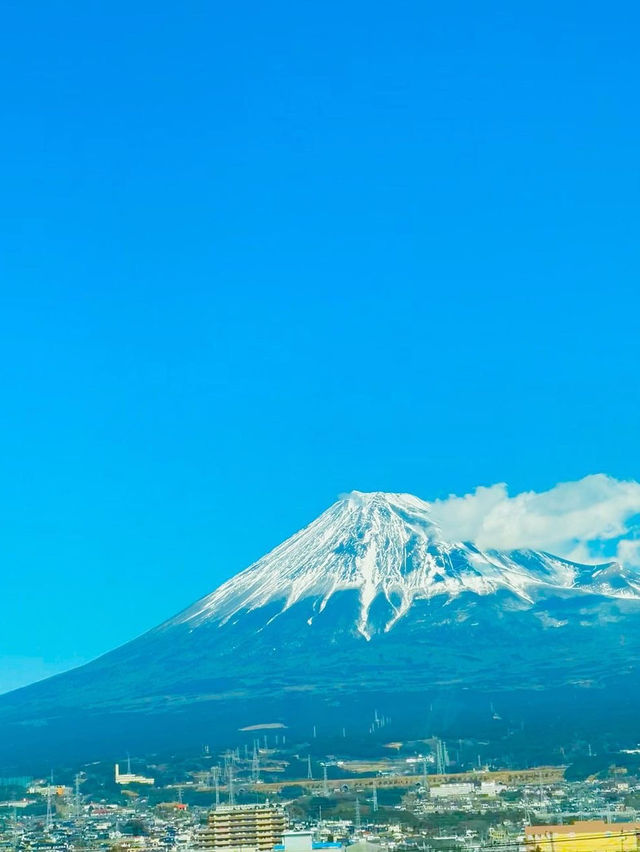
left=3, top=490, right=640, bottom=766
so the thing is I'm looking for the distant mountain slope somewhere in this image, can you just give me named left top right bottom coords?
left=2, top=491, right=640, bottom=765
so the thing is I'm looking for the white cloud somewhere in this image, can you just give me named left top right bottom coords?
left=430, top=474, right=640, bottom=567
left=617, top=539, right=640, bottom=566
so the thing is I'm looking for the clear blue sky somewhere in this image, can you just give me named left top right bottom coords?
left=1, top=0, right=639, bottom=692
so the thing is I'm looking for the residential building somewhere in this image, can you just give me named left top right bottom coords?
left=199, top=803, right=286, bottom=850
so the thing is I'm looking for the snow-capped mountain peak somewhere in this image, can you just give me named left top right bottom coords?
left=165, top=490, right=639, bottom=639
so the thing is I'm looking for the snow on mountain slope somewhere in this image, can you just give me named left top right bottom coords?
left=164, top=491, right=640, bottom=639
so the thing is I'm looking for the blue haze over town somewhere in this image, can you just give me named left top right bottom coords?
left=1, top=3, right=640, bottom=852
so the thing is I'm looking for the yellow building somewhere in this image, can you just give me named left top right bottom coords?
left=198, top=803, right=286, bottom=851
left=525, top=822, right=640, bottom=852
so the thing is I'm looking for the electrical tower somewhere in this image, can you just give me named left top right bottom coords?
left=213, top=766, right=220, bottom=807
left=434, top=738, right=447, bottom=775
left=74, top=774, right=82, bottom=823
left=45, top=784, right=53, bottom=831
left=228, top=765, right=235, bottom=805
left=322, top=764, right=329, bottom=797
left=372, top=782, right=378, bottom=812
left=307, top=755, right=313, bottom=780
left=252, top=745, right=260, bottom=783
left=354, top=797, right=361, bottom=832
left=12, top=807, right=19, bottom=852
